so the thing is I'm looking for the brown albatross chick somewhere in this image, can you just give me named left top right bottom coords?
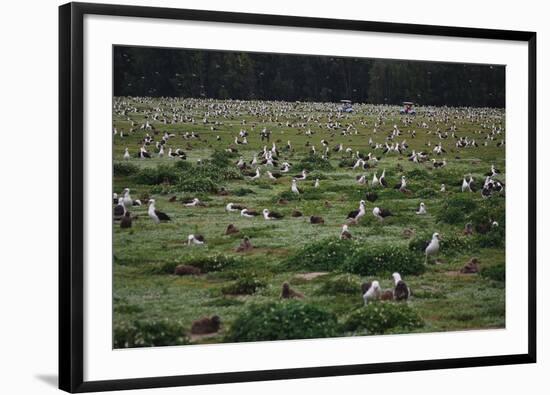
left=235, top=236, right=253, bottom=252
left=191, top=315, right=221, bottom=335
left=281, top=282, right=304, bottom=299
left=225, top=224, right=240, bottom=235
left=120, top=211, right=133, bottom=229
left=174, top=265, right=201, bottom=276
left=461, top=258, right=480, bottom=274
left=310, top=215, right=325, bottom=224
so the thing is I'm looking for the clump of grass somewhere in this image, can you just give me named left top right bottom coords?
left=344, top=245, right=425, bottom=276
left=286, top=239, right=425, bottom=276
left=285, top=239, right=356, bottom=271
left=342, top=303, right=424, bottom=335
left=203, top=298, right=245, bottom=307
left=233, top=187, right=255, bottom=196
left=436, top=195, right=478, bottom=225
left=409, top=233, right=474, bottom=256
left=225, top=301, right=337, bottom=342
left=114, top=162, right=139, bottom=177
left=481, top=263, right=505, bottom=282
left=221, top=272, right=266, bottom=295
left=132, top=164, right=182, bottom=185
left=114, top=319, right=190, bottom=348
left=338, top=158, right=356, bottom=168
left=475, top=227, right=505, bottom=248
left=114, top=302, right=143, bottom=314
left=298, top=155, right=333, bottom=171
left=145, top=255, right=240, bottom=275
left=416, top=187, right=438, bottom=198
left=315, top=274, right=362, bottom=295
left=405, top=168, right=431, bottom=182
left=177, top=175, right=219, bottom=193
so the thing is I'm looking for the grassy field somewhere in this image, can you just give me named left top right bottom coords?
left=112, top=98, right=505, bottom=347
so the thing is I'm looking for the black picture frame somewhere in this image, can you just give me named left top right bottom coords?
left=59, top=2, right=537, bottom=393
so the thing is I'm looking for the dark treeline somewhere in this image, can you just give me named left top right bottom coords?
left=114, top=46, right=505, bottom=107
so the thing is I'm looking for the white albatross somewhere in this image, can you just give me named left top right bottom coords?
left=424, top=232, right=441, bottom=264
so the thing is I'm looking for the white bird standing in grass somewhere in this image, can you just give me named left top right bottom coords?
left=416, top=202, right=427, bottom=215
left=291, top=179, right=300, bottom=194
left=372, top=172, right=379, bottom=187
left=122, top=188, right=133, bottom=210
left=347, top=200, right=366, bottom=223
left=147, top=199, right=171, bottom=224
left=249, top=168, right=261, bottom=180
left=123, top=148, right=130, bottom=160
left=314, top=178, right=320, bottom=188
left=440, top=183, right=446, bottom=192
left=462, top=176, right=472, bottom=192
left=425, top=232, right=441, bottom=264
left=363, top=281, right=381, bottom=305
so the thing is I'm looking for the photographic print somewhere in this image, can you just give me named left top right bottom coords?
left=112, top=46, right=506, bottom=348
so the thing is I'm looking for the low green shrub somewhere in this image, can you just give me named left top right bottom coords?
left=233, top=187, right=255, bottom=196
left=210, top=149, right=238, bottom=168
left=405, top=168, right=430, bottom=181
left=475, top=227, right=505, bottom=248
left=344, top=245, right=425, bottom=276
left=298, top=156, right=333, bottom=171
left=415, top=188, right=438, bottom=198
left=286, top=239, right=424, bottom=276
left=221, top=273, right=266, bottom=295
left=114, top=303, right=143, bottom=314
left=481, top=263, right=505, bottom=282
left=285, top=239, right=356, bottom=272
left=338, top=158, right=356, bottom=168
left=145, top=255, right=240, bottom=275
left=114, top=319, right=190, bottom=348
left=315, top=274, right=362, bottom=295
left=176, top=175, right=218, bottom=193
left=225, top=301, right=338, bottom=342
left=132, top=164, right=184, bottom=185
left=113, top=162, right=139, bottom=177
left=186, top=255, right=241, bottom=272
left=436, top=195, right=478, bottom=225
left=409, top=233, right=474, bottom=256
left=342, top=303, right=424, bottom=335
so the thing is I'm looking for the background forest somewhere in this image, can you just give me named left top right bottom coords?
left=114, top=46, right=505, bottom=107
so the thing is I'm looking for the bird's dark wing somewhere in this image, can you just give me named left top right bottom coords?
left=155, top=210, right=171, bottom=221
left=347, top=209, right=359, bottom=219
left=114, top=205, right=124, bottom=217
left=380, top=208, right=392, bottom=217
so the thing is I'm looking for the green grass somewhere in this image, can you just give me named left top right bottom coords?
left=112, top=98, right=506, bottom=347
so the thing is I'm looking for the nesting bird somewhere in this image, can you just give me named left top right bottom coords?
left=363, top=280, right=381, bottom=305
left=191, top=315, right=221, bottom=335
left=340, top=224, right=352, bottom=239
left=416, top=202, right=427, bottom=215
left=187, top=234, right=205, bottom=245
left=263, top=208, right=284, bottom=220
